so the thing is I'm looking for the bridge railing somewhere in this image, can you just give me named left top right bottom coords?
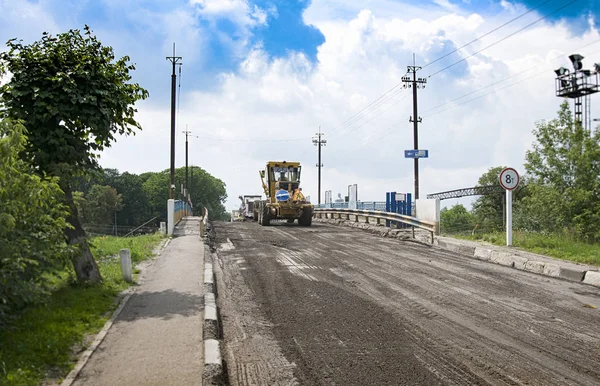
left=314, top=208, right=437, bottom=243
left=317, top=202, right=389, bottom=211
left=167, top=199, right=192, bottom=235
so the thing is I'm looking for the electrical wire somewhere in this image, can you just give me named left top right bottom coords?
left=423, top=42, right=600, bottom=117
left=427, top=0, right=581, bottom=78
left=323, top=0, right=565, bottom=141
left=423, top=0, right=556, bottom=69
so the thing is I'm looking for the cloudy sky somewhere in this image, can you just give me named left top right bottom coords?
left=1, top=0, right=599, bottom=212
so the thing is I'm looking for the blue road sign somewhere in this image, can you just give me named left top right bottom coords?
left=404, top=149, right=429, bottom=158
left=275, top=190, right=290, bottom=201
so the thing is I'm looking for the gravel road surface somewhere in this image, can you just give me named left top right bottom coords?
left=212, top=221, right=600, bottom=386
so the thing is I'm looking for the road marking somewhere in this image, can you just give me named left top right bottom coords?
left=219, top=238, right=235, bottom=251
left=276, top=252, right=317, bottom=281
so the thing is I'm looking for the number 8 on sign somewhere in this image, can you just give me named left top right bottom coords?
left=499, top=167, right=519, bottom=190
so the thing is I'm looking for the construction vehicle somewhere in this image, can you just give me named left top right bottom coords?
left=238, top=194, right=262, bottom=220
left=254, top=161, right=313, bottom=226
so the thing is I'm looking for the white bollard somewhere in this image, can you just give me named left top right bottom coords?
left=160, top=222, right=167, bottom=235
left=120, top=248, right=133, bottom=283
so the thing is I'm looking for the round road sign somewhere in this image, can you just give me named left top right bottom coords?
left=499, top=167, right=519, bottom=190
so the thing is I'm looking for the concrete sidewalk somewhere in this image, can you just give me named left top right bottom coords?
left=71, top=217, right=205, bottom=386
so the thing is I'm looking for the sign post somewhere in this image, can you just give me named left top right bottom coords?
left=499, top=167, right=519, bottom=246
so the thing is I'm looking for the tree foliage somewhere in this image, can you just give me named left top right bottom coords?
left=85, top=185, right=123, bottom=226
left=0, top=119, right=70, bottom=323
left=440, top=204, right=475, bottom=234
left=0, top=26, right=149, bottom=174
left=471, top=166, right=507, bottom=232
left=0, top=26, right=149, bottom=283
left=524, top=101, right=600, bottom=241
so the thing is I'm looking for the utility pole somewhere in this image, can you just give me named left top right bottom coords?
left=402, top=54, right=427, bottom=200
left=183, top=126, right=191, bottom=197
left=166, top=43, right=182, bottom=199
left=312, top=127, right=327, bottom=206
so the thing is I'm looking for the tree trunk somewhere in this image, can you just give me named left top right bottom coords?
left=60, top=180, right=103, bottom=283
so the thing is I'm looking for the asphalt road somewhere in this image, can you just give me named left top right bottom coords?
left=212, top=221, right=600, bottom=386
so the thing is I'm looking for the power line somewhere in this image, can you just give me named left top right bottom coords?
left=329, top=89, right=409, bottom=139
left=323, top=0, right=563, bottom=142
left=327, top=72, right=409, bottom=136
left=184, top=135, right=309, bottom=142
left=423, top=0, right=555, bottom=69
left=423, top=39, right=600, bottom=115
left=423, top=42, right=600, bottom=117
left=427, top=0, right=581, bottom=78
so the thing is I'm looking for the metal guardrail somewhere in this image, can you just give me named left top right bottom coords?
left=314, top=208, right=438, bottom=243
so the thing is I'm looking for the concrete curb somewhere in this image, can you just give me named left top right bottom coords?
left=203, top=244, right=226, bottom=386
left=434, top=237, right=599, bottom=288
left=314, top=217, right=600, bottom=289
left=59, top=236, right=170, bottom=386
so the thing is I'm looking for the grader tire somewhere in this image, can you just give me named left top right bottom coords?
left=299, top=208, right=313, bottom=227
left=261, top=205, right=271, bottom=226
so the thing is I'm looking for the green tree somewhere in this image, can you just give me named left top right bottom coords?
left=85, top=185, right=124, bottom=232
left=0, top=26, right=149, bottom=283
left=471, top=166, right=528, bottom=232
left=524, top=101, right=600, bottom=240
left=440, top=204, right=475, bottom=234
left=141, top=166, right=229, bottom=221
left=0, top=119, right=70, bottom=323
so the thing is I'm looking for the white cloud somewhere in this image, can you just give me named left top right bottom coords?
left=190, top=0, right=269, bottom=28
left=2, top=0, right=599, bottom=214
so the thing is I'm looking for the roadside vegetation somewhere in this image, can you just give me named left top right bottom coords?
left=0, top=26, right=222, bottom=386
left=0, top=234, right=163, bottom=386
left=441, top=102, right=600, bottom=266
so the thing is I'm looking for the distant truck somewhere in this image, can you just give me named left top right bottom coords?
left=238, top=195, right=262, bottom=220
left=253, top=161, right=313, bottom=226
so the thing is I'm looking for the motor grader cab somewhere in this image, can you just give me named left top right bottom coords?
left=255, top=161, right=313, bottom=226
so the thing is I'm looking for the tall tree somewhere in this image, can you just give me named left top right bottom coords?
left=0, top=26, right=149, bottom=282
left=85, top=185, right=124, bottom=229
left=440, top=204, right=475, bottom=234
left=471, top=166, right=507, bottom=232
left=524, top=101, right=600, bottom=240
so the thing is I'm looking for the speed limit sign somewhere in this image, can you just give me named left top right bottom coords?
left=499, top=167, right=519, bottom=190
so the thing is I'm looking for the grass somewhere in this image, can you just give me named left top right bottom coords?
left=0, top=233, right=164, bottom=386
left=454, top=231, right=600, bottom=267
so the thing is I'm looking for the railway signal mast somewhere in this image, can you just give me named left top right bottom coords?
left=554, top=54, right=599, bottom=134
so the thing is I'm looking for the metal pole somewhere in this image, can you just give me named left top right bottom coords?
left=403, top=54, right=425, bottom=201
left=170, top=55, right=176, bottom=199
left=185, top=129, right=189, bottom=196
left=506, top=189, right=512, bottom=246
left=313, top=128, right=326, bottom=206
left=412, top=67, right=419, bottom=200
left=166, top=43, right=182, bottom=200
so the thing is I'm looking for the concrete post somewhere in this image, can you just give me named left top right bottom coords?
left=168, top=199, right=175, bottom=235
left=160, top=222, right=166, bottom=235
left=120, top=248, right=133, bottom=283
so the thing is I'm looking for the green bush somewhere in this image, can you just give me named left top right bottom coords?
left=0, top=119, right=70, bottom=325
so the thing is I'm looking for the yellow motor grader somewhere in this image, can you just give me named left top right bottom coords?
left=253, top=161, right=313, bottom=226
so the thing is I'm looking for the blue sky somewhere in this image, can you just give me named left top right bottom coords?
left=1, top=0, right=599, bottom=209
